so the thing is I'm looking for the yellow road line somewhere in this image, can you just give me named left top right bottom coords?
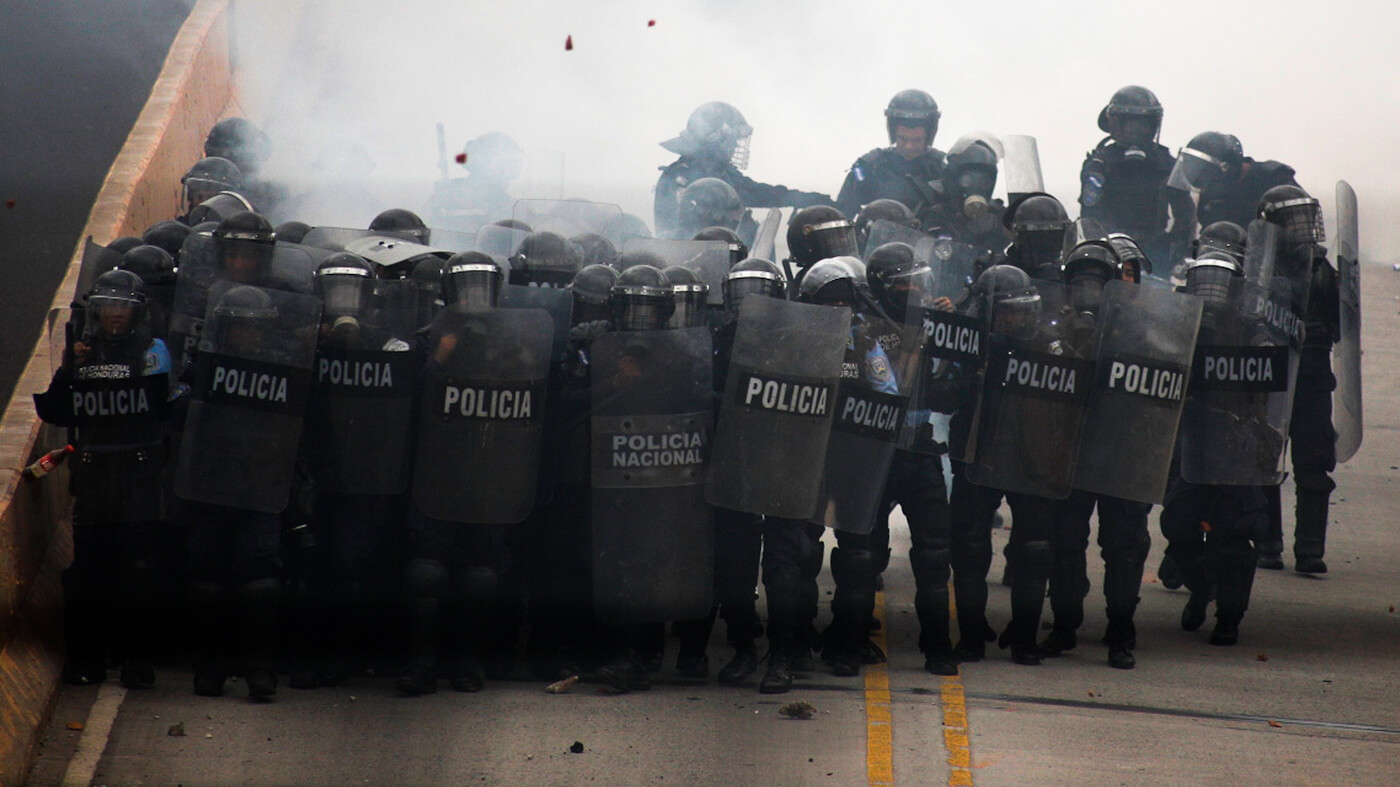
left=866, top=590, right=895, bottom=786
left=944, top=584, right=975, bottom=786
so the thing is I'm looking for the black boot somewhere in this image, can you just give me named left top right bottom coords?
left=1105, top=619, right=1136, bottom=669
left=238, top=578, right=280, bottom=701
left=759, top=650, right=794, bottom=694
left=1180, top=556, right=1215, bottom=632
left=1000, top=539, right=1050, bottom=666
left=1212, top=540, right=1256, bottom=645
left=1293, top=489, right=1330, bottom=575
left=910, top=547, right=956, bottom=674
left=398, top=559, right=447, bottom=697
left=952, top=537, right=994, bottom=662
left=674, top=607, right=717, bottom=679
left=826, top=548, right=875, bottom=677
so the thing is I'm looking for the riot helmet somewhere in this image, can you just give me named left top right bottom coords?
left=677, top=178, right=743, bottom=237
left=213, top=210, right=276, bottom=284
left=867, top=241, right=932, bottom=318
left=1097, top=86, right=1163, bottom=147
left=441, top=251, right=504, bottom=310
left=722, top=258, right=785, bottom=318
left=693, top=226, right=749, bottom=267
left=969, top=264, right=1041, bottom=338
left=571, top=233, right=620, bottom=269
left=602, top=212, right=653, bottom=244
left=944, top=139, right=1000, bottom=219
left=1194, top=221, right=1248, bottom=272
left=885, top=89, right=940, bottom=150
left=1257, top=184, right=1325, bottom=250
left=619, top=248, right=669, bottom=271
left=407, top=255, right=445, bottom=328
left=204, top=118, right=270, bottom=176
left=118, top=245, right=177, bottom=287
left=662, top=266, right=710, bottom=328
left=108, top=236, right=145, bottom=255
left=1004, top=192, right=1070, bottom=279
left=661, top=102, right=753, bottom=170
left=510, top=231, right=583, bottom=278
left=86, top=269, right=148, bottom=340
left=181, top=156, right=242, bottom=214
left=797, top=258, right=859, bottom=307
left=141, top=220, right=191, bottom=261
left=461, top=132, right=524, bottom=181
left=369, top=208, right=430, bottom=245
left=569, top=264, right=620, bottom=327
left=854, top=199, right=918, bottom=249
left=314, top=252, right=375, bottom=319
left=1183, top=253, right=1242, bottom=307
left=610, top=265, right=675, bottom=331
left=1062, top=241, right=1119, bottom=313
left=1105, top=233, right=1152, bottom=282
left=787, top=206, right=858, bottom=268
left=187, top=191, right=255, bottom=226
left=211, top=284, right=278, bottom=353
left=1168, top=131, right=1243, bottom=191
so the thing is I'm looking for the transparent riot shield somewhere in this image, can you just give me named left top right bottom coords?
left=173, top=284, right=321, bottom=513
left=498, top=284, right=574, bottom=365
left=621, top=238, right=731, bottom=305
left=591, top=327, right=715, bottom=624
left=75, top=238, right=124, bottom=307
left=751, top=208, right=783, bottom=262
left=411, top=307, right=553, bottom=523
left=1073, top=281, right=1202, bottom=504
left=809, top=318, right=916, bottom=533
left=1333, top=181, right=1362, bottom=462
left=706, top=297, right=850, bottom=518
left=304, top=280, right=423, bottom=496
left=1180, top=268, right=1310, bottom=485
left=513, top=199, right=625, bottom=249
left=473, top=223, right=531, bottom=259
left=965, top=282, right=1097, bottom=499
left=428, top=228, right=477, bottom=253
left=1002, top=134, right=1045, bottom=203
left=168, top=231, right=220, bottom=373
left=1243, top=219, right=1281, bottom=289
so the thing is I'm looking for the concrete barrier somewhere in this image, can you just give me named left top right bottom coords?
left=0, top=2, right=236, bottom=784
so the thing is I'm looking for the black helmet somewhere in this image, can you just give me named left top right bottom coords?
left=1170, top=131, right=1243, bottom=191
left=369, top=208, right=430, bottom=245
left=787, top=205, right=858, bottom=267
left=211, top=284, right=276, bottom=351
left=87, top=269, right=148, bottom=339
left=314, top=252, right=376, bottom=318
left=1257, top=184, right=1325, bottom=249
left=213, top=210, right=276, bottom=283
left=661, top=102, right=753, bottom=169
left=1195, top=221, right=1248, bottom=266
left=1097, top=86, right=1163, bottom=145
left=274, top=221, right=312, bottom=244
left=571, top=233, right=620, bottom=269
left=722, top=258, right=785, bottom=317
left=677, top=178, right=743, bottom=237
left=569, top=263, right=620, bottom=326
left=969, top=264, right=1040, bottom=334
left=1004, top=192, right=1070, bottom=277
left=867, top=241, right=932, bottom=318
left=461, top=132, right=523, bottom=180
left=1184, top=253, right=1243, bottom=306
left=662, top=266, right=709, bottom=328
left=204, top=118, right=270, bottom=175
left=181, top=156, right=242, bottom=212
left=619, top=248, right=668, bottom=271
left=510, top=231, right=583, bottom=278
left=407, top=255, right=446, bottom=328
left=187, top=191, right=255, bottom=226
left=854, top=199, right=918, bottom=248
left=885, top=89, right=940, bottom=147
left=141, top=220, right=192, bottom=260
left=1062, top=241, right=1120, bottom=313
left=944, top=139, right=1000, bottom=219
left=1105, top=233, right=1152, bottom=280
left=601, top=212, right=653, bottom=244
left=441, top=251, right=504, bottom=310
left=797, top=258, right=859, bottom=306
left=107, top=236, right=145, bottom=255
left=118, top=245, right=176, bottom=287
left=610, top=264, right=675, bottom=331
left=693, top=226, right=749, bottom=266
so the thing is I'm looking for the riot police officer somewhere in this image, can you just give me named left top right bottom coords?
left=425, top=131, right=524, bottom=232
left=1167, top=131, right=1300, bottom=229
left=369, top=208, right=431, bottom=245
left=672, top=178, right=745, bottom=241
left=784, top=205, right=861, bottom=290
left=177, top=157, right=243, bottom=225
left=1001, top=192, right=1071, bottom=282
left=923, top=138, right=1010, bottom=255
left=654, top=102, right=831, bottom=240
left=836, top=90, right=946, bottom=221
left=1079, top=87, right=1194, bottom=270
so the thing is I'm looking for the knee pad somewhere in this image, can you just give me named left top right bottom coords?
left=405, top=558, right=449, bottom=598
left=829, top=548, right=875, bottom=587
left=1294, top=470, right=1336, bottom=495
left=236, top=577, right=281, bottom=605
left=457, top=564, right=499, bottom=601
left=1019, top=540, right=1053, bottom=573
left=910, top=548, right=952, bottom=586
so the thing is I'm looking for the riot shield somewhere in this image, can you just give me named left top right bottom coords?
left=1243, top=219, right=1281, bottom=289
left=1002, top=134, right=1044, bottom=203
left=621, top=238, right=731, bottom=305
left=75, top=238, right=124, bottom=307
left=513, top=199, right=625, bottom=249
left=965, top=282, right=1097, bottom=499
left=173, top=284, right=321, bottom=513
left=809, top=318, right=916, bottom=533
left=1334, top=180, right=1362, bottom=462
left=1073, top=282, right=1202, bottom=503
left=302, top=226, right=417, bottom=252
left=498, top=284, right=573, bottom=365
left=343, top=236, right=454, bottom=277
left=473, top=223, right=531, bottom=259
left=268, top=244, right=319, bottom=294
left=1180, top=269, right=1310, bottom=485
left=751, top=208, right=783, bottom=262
left=429, top=228, right=477, bottom=253
left=168, top=231, right=220, bottom=373
left=706, top=297, right=850, bottom=518
left=862, top=221, right=980, bottom=301
left=863, top=219, right=938, bottom=264
left=590, top=327, right=715, bottom=623
left=411, top=307, right=553, bottom=524
left=304, top=280, right=423, bottom=496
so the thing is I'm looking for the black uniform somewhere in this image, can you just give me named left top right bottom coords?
left=654, top=155, right=830, bottom=241
left=1197, top=159, right=1298, bottom=228
left=1079, top=138, right=1194, bottom=265
left=836, top=147, right=946, bottom=224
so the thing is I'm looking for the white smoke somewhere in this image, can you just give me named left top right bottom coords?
left=234, top=0, right=1399, bottom=261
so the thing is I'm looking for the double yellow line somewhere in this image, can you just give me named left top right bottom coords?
left=864, top=589, right=974, bottom=786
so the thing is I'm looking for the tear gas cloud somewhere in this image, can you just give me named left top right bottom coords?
left=236, top=0, right=1398, bottom=261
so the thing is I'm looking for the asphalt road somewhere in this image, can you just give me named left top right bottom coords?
left=0, top=0, right=192, bottom=408
left=23, top=265, right=1400, bottom=785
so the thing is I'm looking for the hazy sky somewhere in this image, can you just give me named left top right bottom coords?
left=239, top=0, right=1398, bottom=261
